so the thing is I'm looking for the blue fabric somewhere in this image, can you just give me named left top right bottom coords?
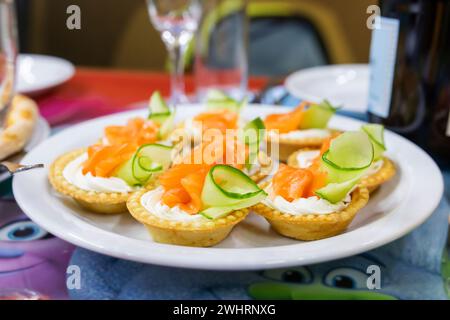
left=70, top=198, right=449, bottom=300
left=68, top=92, right=450, bottom=300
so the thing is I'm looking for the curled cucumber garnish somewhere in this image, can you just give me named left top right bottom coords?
left=200, top=164, right=267, bottom=219
left=115, top=143, right=173, bottom=186
left=316, top=131, right=374, bottom=203
left=205, top=89, right=247, bottom=113
left=241, top=117, right=265, bottom=170
left=299, top=99, right=338, bottom=129
left=361, top=124, right=386, bottom=161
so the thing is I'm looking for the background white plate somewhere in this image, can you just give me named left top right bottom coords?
left=17, top=54, right=75, bottom=95
left=0, top=116, right=50, bottom=182
left=13, top=105, right=443, bottom=270
left=285, top=64, right=369, bottom=113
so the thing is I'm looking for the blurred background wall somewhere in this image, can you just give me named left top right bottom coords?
left=18, top=0, right=377, bottom=75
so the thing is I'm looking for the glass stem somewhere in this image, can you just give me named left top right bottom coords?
left=167, top=42, right=187, bottom=106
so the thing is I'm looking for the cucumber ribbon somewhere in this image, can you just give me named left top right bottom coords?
left=147, top=91, right=175, bottom=139
left=205, top=89, right=248, bottom=113
left=315, top=131, right=374, bottom=203
left=361, top=124, right=386, bottom=161
left=115, top=143, right=173, bottom=187
left=299, top=99, right=339, bottom=129
left=200, top=165, right=267, bottom=219
left=241, top=117, right=265, bottom=170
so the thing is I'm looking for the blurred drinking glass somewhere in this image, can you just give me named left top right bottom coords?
left=0, top=0, right=17, bottom=126
left=195, top=0, right=248, bottom=101
left=146, top=0, right=201, bottom=106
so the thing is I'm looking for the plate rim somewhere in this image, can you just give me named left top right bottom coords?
left=12, top=105, right=444, bottom=270
left=285, top=63, right=369, bottom=112
left=17, top=53, right=75, bottom=94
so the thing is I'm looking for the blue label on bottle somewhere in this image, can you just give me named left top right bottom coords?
left=368, top=17, right=400, bottom=118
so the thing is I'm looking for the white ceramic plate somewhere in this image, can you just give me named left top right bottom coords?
left=12, top=105, right=443, bottom=270
left=285, top=64, right=369, bottom=113
left=17, top=54, right=75, bottom=95
left=0, top=116, right=50, bottom=182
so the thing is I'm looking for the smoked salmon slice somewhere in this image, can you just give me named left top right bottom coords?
left=264, top=102, right=306, bottom=133
left=177, top=135, right=248, bottom=169
left=82, top=117, right=160, bottom=178
left=159, top=163, right=211, bottom=214
left=193, top=109, right=238, bottom=133
left=271, top=163, right=327, bottom=200
left=272, top=164, right=314, bottom=202
left=304, top=167, right=328, bottom=197
left=82, top=143, right=136, bottom=177
left=104, top=118, right=159, bottom=146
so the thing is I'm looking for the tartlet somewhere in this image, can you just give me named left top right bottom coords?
left=127, top=187, right=249, bottom=247
left=288, top=150, right=396, bottom=192
left=287, top=148, right=319, bottom=168
left=256, top=132, right=375, bottom=241
left=49, top=149, right=130, bottom=214
left=49, top=93, right=175, bottom=215
left=361, top=157, right=396, bottom=192
left=243, top=151, right=273, bottom=183
left=263, top=101, right=340, bottom=162
left=267, top=129, right=341, bottom=162
left=253, top=184, right=369, bottom=241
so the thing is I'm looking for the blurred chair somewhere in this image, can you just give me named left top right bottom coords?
left=24, top=0, right=372, bottom=75
left=247, top=0, right=356, bottom=76
left=114, top=0, right=355, bottom=77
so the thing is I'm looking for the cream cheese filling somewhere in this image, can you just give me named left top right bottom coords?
left=62, top=153, right=134, bottom=193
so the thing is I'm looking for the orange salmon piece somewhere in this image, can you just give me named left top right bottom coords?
left=82, top=143, right=135, bottom=177
left=105, top=118, right=159, bottom=146
left=159, top=164, right=210, bottom=214
left=264, top=103, right=306, bottom=133
left=179, top=166, right=210, bottom=214
left=272, top=164, right=314, bottom=202
left=194, top=109, right=238, bottom=133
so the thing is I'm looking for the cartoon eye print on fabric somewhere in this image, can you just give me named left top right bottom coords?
left=323, top=267, right=368, bottom=289
left=0, top=219, right=53, bottom=242
left=262, top=267, right=314, bottom=284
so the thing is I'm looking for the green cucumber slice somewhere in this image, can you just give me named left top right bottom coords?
left=115, top=143, right=173, bottom=186
left=149, top=113, right=171, bottom=125
left=242, top=117, right=265, bottom=146
left=148, top=91, right=170, bottom=115
left=241, top=117, right=265, bottom=170
left=361, top=124, right=386, bottom=161
left=148, top=91, right=171, bottom=125
left=200, top=164, right=267, bottom=219
left=137, top=156, right=163, bottom=172
left=147, top=92, right=175, bottom=138
left=299, top=100, right=338, bottom=129
left=113, top=157, right=138, bottom=186
left=322, top=131, right=373, bottom=176
left=200, top=193, right=266, bottom=220
left=316, top=131, right=373, bottom=203
left=157, top=112, right=175, bottom=140
left=315, top=177, right=359, bottom=204
left=206, top=100, right=242, bottom=113
left=206, top=89, right=229, bottom=101
left=205, top=89, right=247, bottom=113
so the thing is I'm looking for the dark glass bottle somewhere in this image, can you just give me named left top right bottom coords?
left=426, top=1, right=450, bottom=160
left=368, top=0, right=450, bottom=157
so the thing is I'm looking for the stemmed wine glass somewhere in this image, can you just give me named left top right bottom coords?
left=146, top=0, right=201, bottom=107
left=0, top=0, right=18, bottom=127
